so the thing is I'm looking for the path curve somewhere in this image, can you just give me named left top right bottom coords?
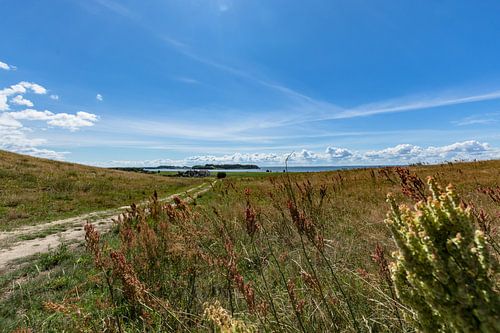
left=0, top=182, right=214, bottom=270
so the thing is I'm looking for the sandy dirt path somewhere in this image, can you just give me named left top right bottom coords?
left=0, top=182, right=214, bottom=270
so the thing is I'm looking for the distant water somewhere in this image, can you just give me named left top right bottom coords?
left=151, top=166, right=380, bottom=173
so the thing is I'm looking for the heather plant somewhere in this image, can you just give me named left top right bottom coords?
left=386, top=177, right=500, bottom=332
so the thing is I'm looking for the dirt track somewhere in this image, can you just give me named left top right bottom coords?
left=0, top=182, right=213, bottom=270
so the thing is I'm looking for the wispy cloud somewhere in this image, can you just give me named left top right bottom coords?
left=103, top=116, right=251, bottom=141
left=216, top=0, right=232, bottom=12
left=96, top=93, right=103, bottom=101
left=336, top=91, right=500, bottom=119
left=79, top=0, right=500, bottom=140
left=85, top=0, right=500, bottom=128
left=0, top=60, right=16, bottom=71
left=174, top=77, right=200, bottom=85
left=452, top=112, right=500, bottom=126
left=158, top=34, right=500, bottom=128
left=92, top=0, right=137, bottom=19
left=0, top=114, right=67, bottom=160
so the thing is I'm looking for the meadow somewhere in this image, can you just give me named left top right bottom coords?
left=0, top=150, right=203, bottom=230
left=0, top=157, right=498, bottom=332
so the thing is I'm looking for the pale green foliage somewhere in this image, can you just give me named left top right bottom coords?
left=386, top=177, right=500, bottom=332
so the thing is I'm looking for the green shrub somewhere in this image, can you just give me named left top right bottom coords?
left=38, top=244, right=71, bottom=271
left=386, top=177, right=499, bottom=332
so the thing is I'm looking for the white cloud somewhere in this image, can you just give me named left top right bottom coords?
left=8, top=109, right=99, bottom=131
left=426, top=140, right=490, bottom=156
left=0, top=77, right=97, bottom=160
left=325, top=146, right=353, bottom=159
left=8, top=109, right=54, bottom=121
left=365, top=144, right=423, bottom=160
left=0, top=60, right=15, bottom=71
left=47, top=111, right=98, bottom=131
left=0, top=113, right=23, bottom=130
left=96, top=93, right=103, bottom=101
left=15, top=147, right=68, bottom=160
left=10, top=95, right=34, bottom=107
left=187, top=152, right=284, bottom=165
left=17, top=82, right=47, bottom=94
left=0, top=81, right=47, bottom=111
left=0, top=115, right=66, bottom=160
left=50, top=94, right=59, bottom=100
left=363, top=140, right=494, bottom=163
left=87, top=140, right=499, bottom=167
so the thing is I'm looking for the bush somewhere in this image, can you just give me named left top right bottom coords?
left=386, top=177, right=500, bottom=332
left=216, top=172, right=227, bottom=179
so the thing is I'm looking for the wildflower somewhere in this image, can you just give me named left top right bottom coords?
left=478, top=185, right=500, bottom=203
left=245, top=197, right=259, bottom=237
left=286, top=279, right=304, bottom=315
left=300, top=270, right=320, bottom=292
left=110, top=251, right=148, bottom=305
left=203, top=301, right=255, bottom=332
left=371, top=244, right=390, bottom=281
left=386, top=177, right=500, bottom=332
left=394, top=167, right=426, bottom=202
left=84, top=222, right=104, bottom=268
left=224, top=238, right=257, bottom=313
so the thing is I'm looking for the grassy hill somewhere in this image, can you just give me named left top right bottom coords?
left=0, top=150, right=203, bottom=230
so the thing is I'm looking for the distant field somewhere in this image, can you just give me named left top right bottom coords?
left=0, top=150, right=203, bottom=230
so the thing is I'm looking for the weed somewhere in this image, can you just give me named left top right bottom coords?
left=38, top=244, right=71, bottom=271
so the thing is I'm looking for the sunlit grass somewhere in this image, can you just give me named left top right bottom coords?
left=0, top=150, right=203, bottom=230
left=1, top=159, right=498, bottom=332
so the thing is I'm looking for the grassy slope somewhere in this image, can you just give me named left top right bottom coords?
left=0, top=150, right=203, bottom=230
left=1, top=159, right=499, bottom=332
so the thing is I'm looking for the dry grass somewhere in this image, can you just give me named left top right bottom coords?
left=1, top=158, right=499, bottom=332
left=0, top=150, right=203, bottom=230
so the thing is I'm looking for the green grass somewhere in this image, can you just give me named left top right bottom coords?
left=222, top=171, right=278, bottom=178
left=1, top=159, right=499, bottom=332
left=0, top=150, right=204, bottom=230
left=0, top=244, right=98, bottom=332
left=17, top=225, right=69, bottom=241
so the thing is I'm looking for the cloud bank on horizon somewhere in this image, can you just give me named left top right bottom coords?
left=90, top=140, right=499, bottom=167
left=1, top=1, right=500, bottom=165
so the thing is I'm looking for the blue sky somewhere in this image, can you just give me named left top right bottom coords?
left=1, top=0, right=500, bottom=166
